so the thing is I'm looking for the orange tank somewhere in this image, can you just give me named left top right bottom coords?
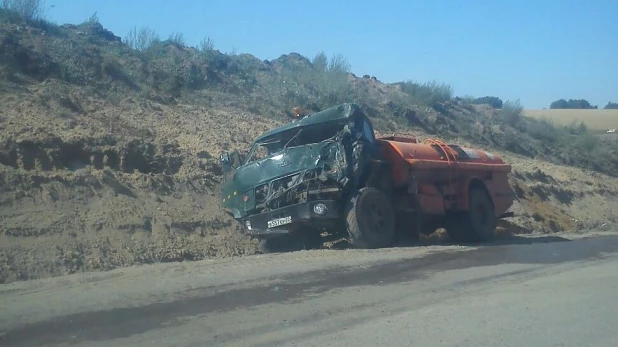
left=376, top=135, right=511, bottom=187
left=375, top=135, right=513, bottom=216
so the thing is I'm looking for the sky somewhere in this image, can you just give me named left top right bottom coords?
left=42, top=0, right=618, bottom=109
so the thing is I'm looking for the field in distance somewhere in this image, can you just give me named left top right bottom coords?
left=524, top=109, right=618, bottom=132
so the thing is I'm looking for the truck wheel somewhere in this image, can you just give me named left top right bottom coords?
left=446, top=187, right=496, bottom=243
left=345, top=187, right=395, bottom=249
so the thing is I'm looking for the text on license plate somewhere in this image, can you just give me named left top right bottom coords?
left=267, top=216, right=292, bottom=228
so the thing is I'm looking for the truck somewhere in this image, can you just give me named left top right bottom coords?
left=219, top=103, right=515, bottom=253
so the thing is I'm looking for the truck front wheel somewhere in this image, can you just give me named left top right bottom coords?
left=345, top=187, right=395, bottom=249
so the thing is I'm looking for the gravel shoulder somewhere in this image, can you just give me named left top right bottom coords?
left=1, top=230, right=617, bottom=346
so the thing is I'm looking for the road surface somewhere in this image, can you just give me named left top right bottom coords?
left=1, top=232, right=618, bottom=347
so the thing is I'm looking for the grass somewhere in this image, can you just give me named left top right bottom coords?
left=397, top=80, right=454, bottom=108
left=524, top=109, right=618, bottom=131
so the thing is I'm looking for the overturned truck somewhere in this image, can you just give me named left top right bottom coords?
left=220, top=103, right=515, bottom=252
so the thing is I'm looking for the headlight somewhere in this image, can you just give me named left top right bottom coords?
left=245, top=220, right=252, bottom=230
left=313, top=203, right=327, bottom=215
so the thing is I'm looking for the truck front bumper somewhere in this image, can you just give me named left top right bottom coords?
left=241, top=200, right=340, bottom=237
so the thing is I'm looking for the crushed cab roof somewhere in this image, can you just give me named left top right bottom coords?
left=254, top=103, right=363, bottom=143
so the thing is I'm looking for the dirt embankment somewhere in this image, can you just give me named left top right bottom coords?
left=1, top=81, right=618, bottom=285
left=1, top=15, right=617, bottom=286
left=0, top=80, right=281, bottom=283
left=502, top=155, right=618, bottom=234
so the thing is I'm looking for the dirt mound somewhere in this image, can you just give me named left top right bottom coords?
left=4, top=80, right=617, bottom=284
left=0, top=79, right=284, bottom=283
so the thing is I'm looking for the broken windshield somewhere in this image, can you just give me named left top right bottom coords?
left=244, top=121, right=344, bottom=165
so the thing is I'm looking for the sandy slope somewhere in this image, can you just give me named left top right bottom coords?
left=0, top=81, right=278, bottom=283
left=1, top=80, right=618, bottom=284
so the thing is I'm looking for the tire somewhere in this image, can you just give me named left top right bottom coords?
left=345, top=187, right=395, bottom=249
left=446, top=186, right=496, bottom=243
left=258, top=229, right=323, bottom=253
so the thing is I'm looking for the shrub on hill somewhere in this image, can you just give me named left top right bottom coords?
left=0, top=0, right=46, bottom=20
left=499, top=99, right=523, bottom=126
left=471, top=96, right=503, bottom=109
left=396, top=80, right=454, bottom=109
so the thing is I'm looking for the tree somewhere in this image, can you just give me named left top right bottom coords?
left=550, top=99, right=569, bottom=109
left=603, top=101, right=618, bottom=109
left=550, top=98, right=597, bottom=109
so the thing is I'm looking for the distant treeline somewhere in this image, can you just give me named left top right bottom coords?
left=465, top=95, right=618, bottom=111
left=604, top=102, right=618, bottom=109
left=549, top=99, right=618, bottom=110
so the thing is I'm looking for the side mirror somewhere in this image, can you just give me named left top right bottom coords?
left=220, top=152, right=230, bottom=163
left=220, top=152, right=232, bottom=173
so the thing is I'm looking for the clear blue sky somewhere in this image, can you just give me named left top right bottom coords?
left=43, top=0, right=617, bottom=109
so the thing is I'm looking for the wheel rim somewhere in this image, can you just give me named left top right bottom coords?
left=471, top=192, right=494, bottom=237
left=476, top=202, right=488, bottom=228
left=364, top=201, right=388, bottom=234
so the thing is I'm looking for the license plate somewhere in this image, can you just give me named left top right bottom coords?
left=267, top=216, right=292, bottom=228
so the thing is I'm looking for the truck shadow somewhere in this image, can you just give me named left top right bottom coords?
left=324, top=220, right=572, bottom=250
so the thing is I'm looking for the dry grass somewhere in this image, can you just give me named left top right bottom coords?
left=524, top=109, right=618, bottom=131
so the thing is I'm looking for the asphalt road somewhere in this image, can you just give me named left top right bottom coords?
left=1, top=232, right=618, bottom=347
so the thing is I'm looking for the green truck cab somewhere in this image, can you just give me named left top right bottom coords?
left=219, top=103, right=391, bottom=252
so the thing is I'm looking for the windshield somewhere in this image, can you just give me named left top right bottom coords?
left=244, top=121, right=344, bottom=164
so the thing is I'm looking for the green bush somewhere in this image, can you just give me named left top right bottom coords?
left=398, top=80, right=453, bottom=108
left=575, top=133, right=599, bottom=152
left=1, top=0, right=59, bottom=34
left=262, top=51, right=357, bottom=111
left=167, top=32, right=185, bottom=46
left=198, top=36, right=215, bottom=52
left=499, top=99, right=523, bottom=126
left=0, top=0, right=45, bottom=20
left=124, top=26, right=160, bottom=51
left=471, top=96, right=503, bottom=108
left=564, top=119, right=588, bottom=135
